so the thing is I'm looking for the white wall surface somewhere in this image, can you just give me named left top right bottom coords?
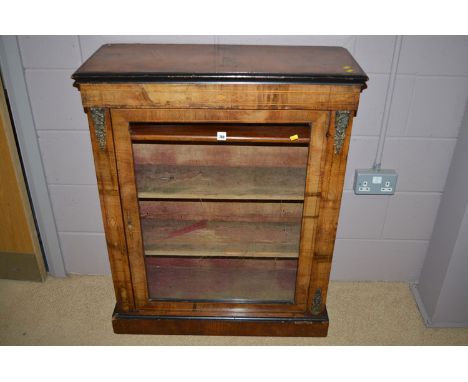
left=15, top=35, right=468, bottom=280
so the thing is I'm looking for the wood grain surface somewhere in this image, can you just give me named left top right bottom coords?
left=0, top=77, right=46, bottom=281
left=77, top=83, right=363, bottom=110
left=73, top=44, right=367, bottom=86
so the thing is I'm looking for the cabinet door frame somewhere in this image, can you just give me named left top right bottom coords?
left=111, top=108, right=329, bottom=318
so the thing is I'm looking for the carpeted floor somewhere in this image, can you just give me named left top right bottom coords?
left=0, top=275, right=467, bottom=345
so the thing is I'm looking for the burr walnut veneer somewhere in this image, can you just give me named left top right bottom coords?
left=72, top=44, right=368, bottom=336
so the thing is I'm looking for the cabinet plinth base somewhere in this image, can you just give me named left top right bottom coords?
left=112, top=307, right=329, bottom=337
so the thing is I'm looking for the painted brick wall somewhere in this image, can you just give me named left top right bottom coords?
left=17, top=35, right=468, bottom=280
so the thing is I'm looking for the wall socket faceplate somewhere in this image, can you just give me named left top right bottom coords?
left=353, top=169, right=398, bottom=195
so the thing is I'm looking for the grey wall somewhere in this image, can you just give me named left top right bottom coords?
left=13, top=35, right=468, bottom=280
left=413, top=102, right=468, bottom=326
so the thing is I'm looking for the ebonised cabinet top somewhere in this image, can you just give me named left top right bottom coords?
left=72, top=44, right=368, bottom=87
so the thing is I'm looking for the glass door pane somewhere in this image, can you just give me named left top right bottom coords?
left=131, top=123, right=310, bottom=303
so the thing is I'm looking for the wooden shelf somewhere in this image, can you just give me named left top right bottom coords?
left=145, top=257, right=297, bottom=302
left=130, top=123, right=310, bottom=144
left=136, top=165, right=307, bottom=201
left=141, top=218, right=301, bottom=258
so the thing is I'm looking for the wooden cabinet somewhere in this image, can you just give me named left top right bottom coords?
left=72, top=44, right=368, bottom=336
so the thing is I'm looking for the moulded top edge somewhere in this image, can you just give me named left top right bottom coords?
left=72, top=44, right=369, bottom=88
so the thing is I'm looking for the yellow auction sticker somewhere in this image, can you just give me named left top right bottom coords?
left=289, top=134, right=299, bottom=141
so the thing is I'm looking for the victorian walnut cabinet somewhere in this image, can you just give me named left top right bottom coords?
left=72, top=44, right=368, bottom=337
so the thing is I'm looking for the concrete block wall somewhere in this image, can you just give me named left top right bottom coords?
left=16, top=35, right=468, bottom=280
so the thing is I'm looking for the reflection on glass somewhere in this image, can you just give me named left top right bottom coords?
left=132, top=124, right=309, bottom=303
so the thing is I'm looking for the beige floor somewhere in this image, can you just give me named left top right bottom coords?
left=0, top=275, right=467, bottom=345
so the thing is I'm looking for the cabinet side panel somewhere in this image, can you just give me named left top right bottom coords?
left=294, top=112, right=329, bottom=308
left=111, top=110, right=149, bottom=308
left=308, top=111, right=354, bottom=313
left=86, top=109, right=135, bottom=311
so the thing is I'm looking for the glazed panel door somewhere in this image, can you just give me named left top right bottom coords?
left=111, top=108, right=329, bottom=317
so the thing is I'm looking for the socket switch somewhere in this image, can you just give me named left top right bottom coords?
left=353, top=169, right=398, bottom=195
